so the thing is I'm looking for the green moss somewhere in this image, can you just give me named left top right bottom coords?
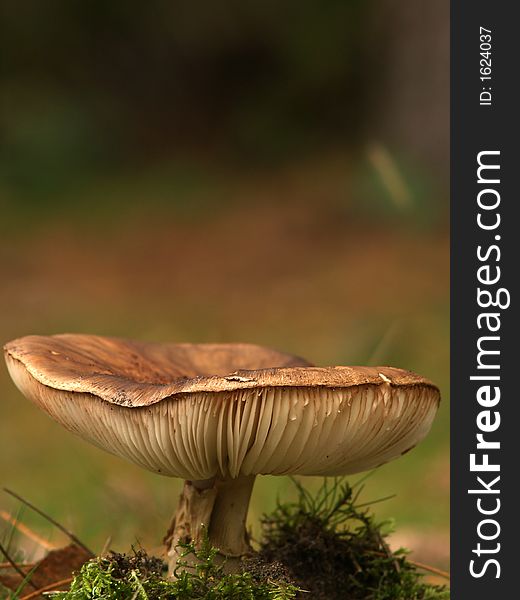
left=49, top=538, right=299, bottom=600
left=37, top=477, right=448, bottom=600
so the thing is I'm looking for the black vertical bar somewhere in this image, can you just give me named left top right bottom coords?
left=451, top=1, right=518, bottom=597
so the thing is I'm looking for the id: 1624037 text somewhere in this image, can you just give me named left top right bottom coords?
left=480, top=26, right=492, bottom=106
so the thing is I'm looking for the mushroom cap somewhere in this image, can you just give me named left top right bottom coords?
left=4, top=334, right=440, bottom=480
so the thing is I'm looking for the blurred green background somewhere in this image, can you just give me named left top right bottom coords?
left=0, top=0, right=449, bottom=572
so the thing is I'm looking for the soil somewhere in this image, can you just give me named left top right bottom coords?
left=256, top=516, right=362, bottom=600
left=107, top=548, right=165, bottom=580
left=240, top=554, right=296, bottom=587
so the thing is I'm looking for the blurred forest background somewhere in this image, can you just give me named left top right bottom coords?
left=0, top=0, right=449, bottom=575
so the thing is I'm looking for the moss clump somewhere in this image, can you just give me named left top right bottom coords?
left=49, top=537, right=299, bottom=600
left=258, top=477, right=449, bottom=599
left=43, top=477, right=448, bottom=600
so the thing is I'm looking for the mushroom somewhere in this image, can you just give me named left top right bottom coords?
left=4, top=334, right=440, bottom=575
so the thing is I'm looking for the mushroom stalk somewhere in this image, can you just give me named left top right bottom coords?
left=165, top=475, right=256, bottom=575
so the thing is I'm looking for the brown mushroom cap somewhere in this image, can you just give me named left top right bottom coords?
left=4, top=334, right=440, bottom=480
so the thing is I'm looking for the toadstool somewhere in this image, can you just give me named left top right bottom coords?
left=4, top=334, right=440, bottom=575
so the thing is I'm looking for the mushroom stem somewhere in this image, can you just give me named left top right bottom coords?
left=165, top=475, right=256, bottom=576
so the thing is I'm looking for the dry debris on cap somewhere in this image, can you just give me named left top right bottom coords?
left=4, top=334, right=440, bottom=481
left=4, top=334, right=312, bottom=406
